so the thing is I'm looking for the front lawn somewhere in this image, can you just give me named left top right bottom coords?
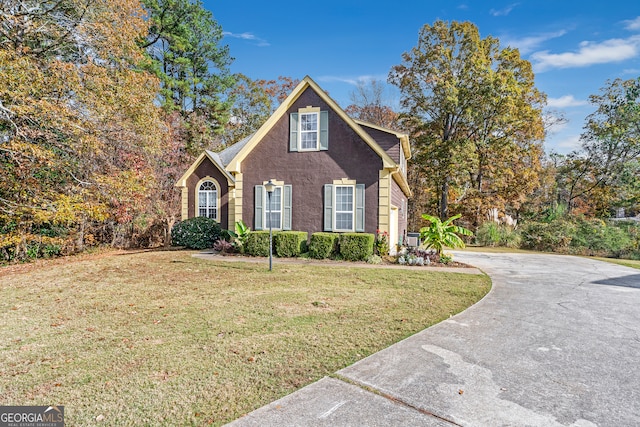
left=0, top=250, right=490, bottom=425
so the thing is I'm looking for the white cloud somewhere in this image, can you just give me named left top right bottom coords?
left=623, top=16, right=640, bottom=31
left=490, top=3, right=519, bottom=17
left=502, top=30, right=567, bottom=55
left=222, top=32, right=269, bottom=47
left=531, top=35, right=640, bottom=72
left=547, top=95, right=588, bottom=108
left=555, top=134, right=583, bottom=152
left=546, top=134, right=583, bottom=154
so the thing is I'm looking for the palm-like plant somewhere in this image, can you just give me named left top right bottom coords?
left=419, top=213, right=473, bottom=254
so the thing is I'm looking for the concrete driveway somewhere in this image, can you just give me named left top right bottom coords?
left=227, top=252, right=640, bottom=426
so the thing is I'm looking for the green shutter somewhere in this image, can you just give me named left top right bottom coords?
left=254, top=185, right=264, bottom=230
left=324, top=184, right=333, bottom=231
left=290, top=113, right=298, bottom=152
left=319, top=110, right=328, bottom=150
left=355, top=184, right=365, bottom=232
left=283, top=185, right=292, bottom=230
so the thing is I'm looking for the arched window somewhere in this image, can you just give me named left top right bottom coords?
left=198, top=180, right=218, bottom=219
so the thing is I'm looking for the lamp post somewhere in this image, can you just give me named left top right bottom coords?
left=265, top=179, right=275, bottom=271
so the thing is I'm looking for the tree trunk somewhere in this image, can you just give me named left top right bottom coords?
left=164, top=216, right=176, bottom=248
left=440, top=176, right=449, bottom=220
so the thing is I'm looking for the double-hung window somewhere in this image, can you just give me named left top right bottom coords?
left=254, top=183, right=292, bottom=231
left=290, top=108, right=328, bottom=152
left=334, top=186, right=354, bottom=231
left=300, top=112, right=318, bottom=150
left=266, top=186, right=282, bottom=229
left=198, top=180, right=218, bottom=220
left=324, top=181, right=365, bottom=232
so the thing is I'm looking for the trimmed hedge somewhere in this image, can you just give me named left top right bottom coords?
left=171, top=217, right=223, bottom=249
left=308, top=232, right=340, bottom=259
left=274, top=231, right=308, bottom=257
left=339, top=233, right=375, bottom=261
left=245, top=231, right=271, bottom=257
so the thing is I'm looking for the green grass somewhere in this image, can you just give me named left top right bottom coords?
left=463, top=245, right=544, bottom=254
left=591, top=256, right=640, bottom=270
left=0, top=250, right=490, bottom=425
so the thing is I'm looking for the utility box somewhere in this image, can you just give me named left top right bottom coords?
left=407, top=232, right=421, bottom=247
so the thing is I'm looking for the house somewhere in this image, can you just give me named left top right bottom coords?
left=175, top=76, right=412, bottom=252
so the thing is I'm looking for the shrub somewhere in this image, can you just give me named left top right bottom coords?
left=213, top=238, right=234, bottom=253
left=339, top=233, right=374, bottom=261
left=274, top=231, right=308, bottom=257
left=419, top=213, right=472, bottom=254
left=571, top=218, right=632, bottom=256
left=408, top=247, right=437, bottom=264
left=171, top=217, right=223, bottom=249
left=228, top=220, right=251, bottom=253
left=366, top=254, right=382, bottom=264
left=439, top=252, right=453, bottom=265
left=245, top=231, right=271, bottom=257
left=475, top=222, right=521, bottom=248
left=374, top=230, right=389, bottom=255
left=520, top=220, right=575, bottom=252
left=308, top=232, right=340, bottom=259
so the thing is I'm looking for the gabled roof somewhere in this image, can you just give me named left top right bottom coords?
left=218, top=133, right=254, bottom=167
left=175, top=149, right=236, bottom=188
left=354, top=120, right=412, bottom=160
left=224, top=75, right=398, bottom=173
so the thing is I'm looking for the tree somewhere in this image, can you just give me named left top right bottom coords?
left=344, top=79, right=400, bottom=129
left=0, top=0, right=164, bottom=260
left=141, top=0, right=235, bottom=148
left=419, top=213, right=472, bottom=254
left=554, top=77, right=640, bottom=216
left=389, top=21, right=545, bottom=224
left=223, top=75, right=300, bottom=146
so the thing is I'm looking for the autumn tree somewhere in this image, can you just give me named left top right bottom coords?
left=555, top=77, right=640, bottom=216
left=0, top=0, right=164, bottom=260
left=223, top=75, right=300, bottom=145
left=345, top=79, right=400, bottom=129
left=389, top=20, right=545, bottom=225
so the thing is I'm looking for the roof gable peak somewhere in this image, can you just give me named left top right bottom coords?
left=224, top=75, right=397, bottom=172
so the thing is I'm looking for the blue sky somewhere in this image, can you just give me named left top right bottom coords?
left=205, top=1, right=640, bottom=154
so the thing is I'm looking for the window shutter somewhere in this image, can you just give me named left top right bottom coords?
left=283, top=185, right=292, bottom=230
left=324, top=184, right=333, bottom=231
left=254, top=185, right=264, bottom=230
left=319, top=110, right=329, bottom=150
left=355, top=184, right=365, bottom=232
left=290, top=113, right=298, bottom=152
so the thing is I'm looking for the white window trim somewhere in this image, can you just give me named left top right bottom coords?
left=298, top=107, right=321, bottom=152
left=263, top=181, right=284, bottom=230
left=333, top=184, right=355, bottom=232
left=196, top=177, right=220, bottom=221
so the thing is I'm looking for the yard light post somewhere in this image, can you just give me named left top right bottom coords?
left=265, top=179, right=275, bottom=271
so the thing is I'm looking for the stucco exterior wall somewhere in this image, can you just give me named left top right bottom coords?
left=360, top=124, right=401, bottom=163
left=185, top=158, right=230, bottom=230
left=240, top=87, right=383, bottom=235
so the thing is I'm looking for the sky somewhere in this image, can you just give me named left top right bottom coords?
left=204, top=1, right=640, bottom=154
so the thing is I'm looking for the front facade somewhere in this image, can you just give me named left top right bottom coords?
left=176, top=76, right=412, bottom=250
